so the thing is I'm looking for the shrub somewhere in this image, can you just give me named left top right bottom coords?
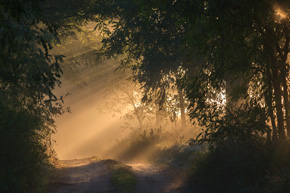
left=109, top=162, right=136, bottom=193
left=0, top=102, right=54, bottom=193
left=115, top=128, right=163, bottom=162
left=193, top=139, right=290, bottom=193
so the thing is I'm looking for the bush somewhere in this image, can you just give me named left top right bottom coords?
left=111, top=127, right=201, bottom=164
left=153, top=143, right=207, bottom=168
left=110, top=162, right=136, bottom=193
left=193, top=139, right=290, bottom=193
left=0, top=103, right=54, bottom=193
left=114, top=128, right=163, bottom=162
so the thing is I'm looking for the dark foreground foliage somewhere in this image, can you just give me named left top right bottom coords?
left=193, top=139, right=290, bottom=193
left=0, top=102, right=54, bottom=193
left=0, top=1, right=64, bottom=192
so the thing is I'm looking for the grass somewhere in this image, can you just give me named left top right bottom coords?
left=109, top=162, right=137, bottom=193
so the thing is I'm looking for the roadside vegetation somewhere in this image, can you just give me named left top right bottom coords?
left=0, top=1, right=62, bottom=192
left=193, top=141, right=290, bottom=193
left=108, top=161, right=137, bottom=193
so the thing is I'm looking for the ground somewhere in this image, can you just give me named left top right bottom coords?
left=47, top=157, right=194, bottom=193
left=47, top=157, right=113, bottom=193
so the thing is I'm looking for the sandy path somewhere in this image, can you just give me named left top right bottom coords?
left=47, top=157, right=114, bottom=193
left=48, top=158, right=190, bottom=193
left=129, top=163, right=185, bottom=193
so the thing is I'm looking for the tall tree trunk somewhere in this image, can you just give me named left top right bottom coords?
left=281, top=67, right=290, bottom=138
left=272, top=65, right=286, bottom=140
left=265, top=39, right=286, bottom=141
left=266, top=63, right=278, bottom=142
left=258, top=26, right=287, bottom=142
left=265, top=88, right=278, bottom=142
left=280, top=23, right=290, bottom=138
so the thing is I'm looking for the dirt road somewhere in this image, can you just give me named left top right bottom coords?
left=48, top=157, right=189, bottom=193
left=48, top=157, right=114, bottom=193
left=129, top=163, right=184, bottom=193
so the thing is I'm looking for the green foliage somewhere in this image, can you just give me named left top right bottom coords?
left=193, top=99, right=269, bottom=145
left=42, top=0, right=103, bottom=38
left=95, top=0, right=189, bottom=104
left=0, top=101, right=54, bottom=193
left=184, top=0, right=290, bottom=141
left=94, top=0, right=290, bottom=141
left=0, top=1, right=64, bottom=192
left=115, top=128, right=162, bottom=162
left=110, top=162, right=136, bottom=193
left=193, top=140, right=290, bottom=193
left=90, top=1, right=290, bottom=193
left=110, top=126, right=200, bottom=164
left=0, top=0, right=65, bottom=120
left=154, top=144, right=207, bottom=169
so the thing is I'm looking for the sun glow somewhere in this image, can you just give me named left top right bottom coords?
left=275, top=7, right=288, bottom=20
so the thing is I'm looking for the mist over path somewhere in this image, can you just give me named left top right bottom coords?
left=48, top=157, right=193, bottom=193
left=48, top=157, right=113, bottom=193
left=129, top=163, right=185, bottom=193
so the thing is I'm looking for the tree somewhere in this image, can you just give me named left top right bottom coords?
left=92, top=1, right=290, bottom=192
left=0, top=0, right=65, bottom=118
left=93, top=0, right=290, bottom=143
left=95, top=0, right=190, bottom=128
left=183, top=0, right=290, bottom=143
left=0, top=1, right=65, bottom=192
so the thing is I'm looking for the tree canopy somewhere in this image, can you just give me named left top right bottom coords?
left=0, top=1, right=65, bottom=192
left=93, top=0, right=290, bottom=144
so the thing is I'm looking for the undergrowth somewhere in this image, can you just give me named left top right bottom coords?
left=192, top=140, right=290, bottom=193
left=0, top=102, right=55, bottom=193
left=109, top=161, right=136, bottom=193
left=111, top=127, right=200, bottom=163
